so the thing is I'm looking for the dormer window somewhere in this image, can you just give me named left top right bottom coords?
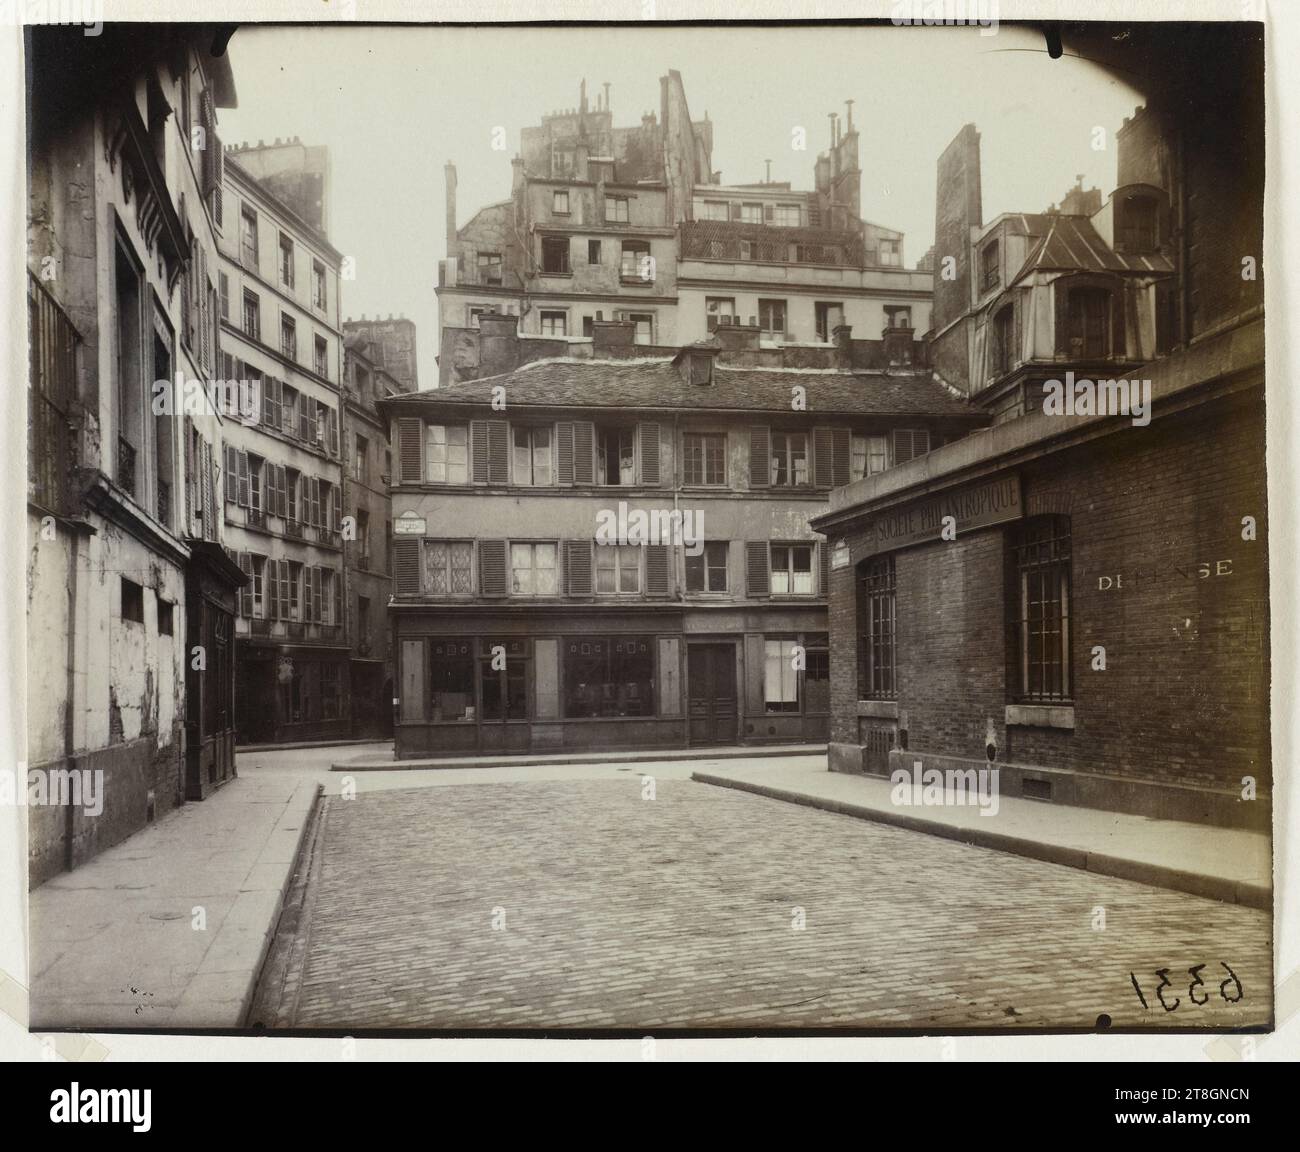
left=1119, top=194, right=1158, bottom=252
left=689, top=351, right=713, bottom=386
left=981, top=239, right=1000, bottom=292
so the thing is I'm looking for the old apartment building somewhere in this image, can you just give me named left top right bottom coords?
left=217, top=142, right=351, bottom=744
left=814, top=25, right=1267, bottom=830
left=438, top=73, right=930, bottom=385
left=342, top=329, right=412, bottom=737
left=26, top=26, right=244, bottom=883
left=380, top=316, right=984, bottom=759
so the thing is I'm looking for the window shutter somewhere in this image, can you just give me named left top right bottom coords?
left=813, top=427, right=834, bottom=487
left=268, top=559, right=279, bottom=620
left=556, top=421, right=575, bottom=485
left=312, top=566, right=323, bottom=622
left=470, top=420, right=489, bottom=483
left=262, top=376, right=275, bottom=425
left=487, top=419, right=509, bottom=484
left=746, top=542, right=771, bottom=598
left=831, top=428, right=851, bottom=487
left=201, top=441, right=214, bottom=540
left=892, top=429, right=915, bottom=465
left=333, top=569, right=342, bottom=625
left=573, top=421, right=594, bottom=485
left=238, top=552, right=253, bottom=616
left=394, top=538, right=421, bottom=594
left=749, top=426, right=771, bottom=488
left=639, top=422, right=661, bottom=485
left=645, top=543, right=670, bottom=597
left=224, top=445, right=237, bottom=503
left=478, top=539, right=508, bottom=597
left=397, top=417, right=422, bottom=483
left=818, top=541, right=829, bottom=596
left=276, top=464, right=287, bottom=518
left=237, top=451, right=250, bottom=506
left=279, top=559, right=290, bottom=618
left=565, top=539, right=593, bottom=596
left=332, top=485, right=341, bottom=531
left=298, top=397, right=309, bottom=441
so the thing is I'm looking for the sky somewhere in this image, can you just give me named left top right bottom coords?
left=218, top=23, right=1145, bottom=390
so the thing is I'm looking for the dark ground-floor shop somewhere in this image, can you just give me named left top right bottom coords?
left=392, top=606, right=830, bottom=758
left=235, top=642, right=351, bottom=745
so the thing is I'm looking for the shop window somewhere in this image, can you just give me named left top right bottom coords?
left=321, top=663, right=341, bottom=720
left=764, top=638, right=800, bottom=713
left=563, top=636, right=654, bottom=718
left=481, top=643, right=529, bottom=720
left=430, top=638, right=475, bottom=722
left=1008, top=516, right=1072, bottom=703
left=858, top=556, right=896, bottom=700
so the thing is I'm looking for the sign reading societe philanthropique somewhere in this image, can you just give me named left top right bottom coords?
left=854, top=474, right=1022, bottom=559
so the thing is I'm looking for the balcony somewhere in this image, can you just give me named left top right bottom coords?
left=246, top=507, right=267, bottom=530
left=285, top=518, right=304, bottom=539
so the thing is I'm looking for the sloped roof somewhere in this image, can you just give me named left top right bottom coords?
left=384, top=358, right=981, bottom=419
left=1002, top=213, right=1175, bottom=281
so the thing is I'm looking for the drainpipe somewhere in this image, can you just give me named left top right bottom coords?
left=63, top=523, right=79, bottom=874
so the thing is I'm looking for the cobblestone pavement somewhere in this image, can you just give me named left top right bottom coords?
left=280, top=778, right=1272, bottom=1030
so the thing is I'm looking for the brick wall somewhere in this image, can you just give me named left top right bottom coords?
left=828, top=387, right=1268, bottom=797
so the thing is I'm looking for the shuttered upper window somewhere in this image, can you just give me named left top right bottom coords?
left=427, top=424, right=469, bottom=484
left=595, top=545, right=640, bottom=594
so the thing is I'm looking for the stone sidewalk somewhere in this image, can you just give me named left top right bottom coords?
left=332, top=743, right=827, bottom=772
left=28, top=773, right=319, bottom=1030
left=694, top=761, right=1271, bottom=909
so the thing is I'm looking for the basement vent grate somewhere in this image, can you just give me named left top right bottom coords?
left=1022, top=778, right=1052, bottom=802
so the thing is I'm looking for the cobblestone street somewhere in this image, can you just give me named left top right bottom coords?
left=267, top=777, right=1272, bottom=1031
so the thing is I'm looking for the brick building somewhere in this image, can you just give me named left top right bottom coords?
left=379, top=316, right=983, bottom=759
left=26, top=25, right=244, bottom=883
left=217, top=143, right=350, bottom=743
left=438, top=74, right=930, bottom=385
left=812, top=26, right=1266, bottom=829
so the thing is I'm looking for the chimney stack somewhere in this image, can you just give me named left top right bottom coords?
left=444, top=162, right=458, bottom=251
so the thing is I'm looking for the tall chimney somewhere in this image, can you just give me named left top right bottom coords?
left=603, top=82, right=611, bottom=116
left=444, top=162, right=458, bottom=251
left=845, top=99, right=854, bottom=134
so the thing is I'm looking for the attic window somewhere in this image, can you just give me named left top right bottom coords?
left=689, top=352, right=713, bottom=386
left=1119, top=194, right=1158, bottom=252
left=981, top=239, right=1000, bottom=292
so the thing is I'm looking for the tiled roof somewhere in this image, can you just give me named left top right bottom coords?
left=1005, top=214, right=1175, bottom=280
left=386, top=359, right=981, bottom=419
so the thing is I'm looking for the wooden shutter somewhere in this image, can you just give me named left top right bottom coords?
left=394, top=538, right=421, bottom=595
left=892, top=428, right=929, bottom=465
left=471, top=420, right=489, bottom=483
left=556, top=422, right=575, bottom=485
left=312, top=566, right=323, bottom=622
left=279, top=559, right=290, bottom=618
left=572, top=421, right=594, bottom=485
left=487, top=420, right=509, bottom=484
left=645, top=543, right=670, bottom=597
left=639, top=422, right=661, bottom=485
left=749, top=426, right=770, bottom=488
left=818, top=541, right=829, bottom=596
left=331, top=484, right=341, bottom=531
left=746, top=541, right=771, bottom=598
left=224, top=445, right=237, bottom=503
left=478, top=539, right=508, bottom=597
left=201, top=441, right=214, bottom=540
left=831, top=428, right=851, bottom=487
left=238, top=552, right=253, bottom=616
left=813, top=427, right=834, bottom=487
left=333, top=569, right=342, bottom=625
left=398, top=418, right=422, bottom=483
left=262, top=375, right=276, bottom=425
left=267, top=559, right=279, bottom=620
left=237, top=451, right=250, bottom=506
left=565, top=539, right=593, bottom=596
left=299, top=396, right=309, bottom=441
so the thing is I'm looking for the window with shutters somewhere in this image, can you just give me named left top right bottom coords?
left=510, top=542, right=558, bottom=596
left=512, top=426, right=553, bottom=486
left=891, top=427, right=931, bottom=466
left=685, top=541, right=729, bottom=593
left=595, top=544, right=640, bottom=594
left=683, top=432, right=726, bottom=486
left=541, top=237, right=570, bottom=275
left=247, top=453, right=264, bottom=512
left=595, top=427, right=635, bottom=486
left=770, top=431, right=809, bottom=487
left=851, top=434, right=889, bottom=481
left=284, top=468, right=299, bottom=524
left=425, top=540, right=474, bottom=596
left=427, top=424, right=468, bottom=483
left=771, top=544, right=815, bottom=596
left=242, top=290, right=260, bottom=340
left=563, top=636, right=654, bottom=718
left=280, top=313, right=296, bottom=360
left=858, top=557, right=896, bottom=700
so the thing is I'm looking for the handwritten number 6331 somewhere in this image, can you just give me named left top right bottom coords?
left=1130, top=963, right=1243, bottom=1012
